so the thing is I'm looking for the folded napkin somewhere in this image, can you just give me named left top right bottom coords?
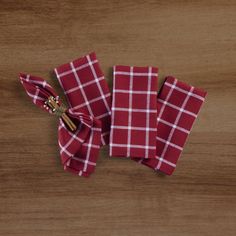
left=109, top=65, right=158, bottom=159
left=138, top=76, right=207, bottom=175
left=54, top=52, right=111, bottom=146
left=19, top=73, right=101, bottom=177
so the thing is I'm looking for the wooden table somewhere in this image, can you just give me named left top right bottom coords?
left=0, top=1, right=235, bottom=235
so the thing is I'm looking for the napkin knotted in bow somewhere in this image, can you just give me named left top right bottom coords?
left=19, top=73, right=101, bottom=177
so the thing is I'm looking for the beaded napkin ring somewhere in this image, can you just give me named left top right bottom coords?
left=45, top=96, right=76, bottom=132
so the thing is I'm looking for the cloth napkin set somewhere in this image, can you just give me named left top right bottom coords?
left=20, top=52, right=207, bottom=177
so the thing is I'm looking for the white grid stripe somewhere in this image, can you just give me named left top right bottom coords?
left=26, top=74, right=30, bottom=82
left=83, top=143, right=100, bottom=148
left=157, top=117, right=190, bottom=134
left=58, top=141, right=73, bottom=157
left=165, top=82, right=205, bottom=101
left=83, top=127, right=94, bottom=173
left=145, top=67, right=152, bottom=158
left=23, top=74, right=48, bottom=88
left=71, top=156, right=96, bottom=166
left=155, top=156, right=176, bottom=168
left=111, top=125, right=156, bottom=131
left=33, top=88, right=40, bottom=104
left=26, top=90, right=44, bottom=102
left=109, top=67, right=116, bottom=156
left=110, top=143, right=156, bottom=150
left=113, top=89, right=156, bottom=95
left=127, top=67, right=133, bottom=157
left=112, top=107, right=156, bottom=113
left=114, top=71, right=158, bottom=76
left=156, top=136, right=183, bottom=151
left=158, top=99, right=197, bottom=118
left=96, top=111, right=111, bottom=120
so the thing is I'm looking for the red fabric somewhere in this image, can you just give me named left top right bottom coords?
left=109, top=65, right=158, bottom=158
left=19, top=73, right=101, bottom=177
left=54, top=52, right=111, bottom=146
left=137, top=76, right=207, bottom=175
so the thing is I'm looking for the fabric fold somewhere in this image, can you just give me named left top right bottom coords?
left=19, top=73, right=101, bottom=177
left=138, top=76, right=207, bottom=175
left=109, top=65, right=158, bottom=159
left=54, top=52, right=111, bottom=146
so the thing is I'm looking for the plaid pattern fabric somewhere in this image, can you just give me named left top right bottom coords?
left=138, top=76, right=207, bottom=175
left=58, top=109, right=101, bottom=177
left=54, top=52, right=111, bottom=146
left=19, top=73, right=58, bottom=113
left=19, top=73, right=101, bottom=177
left=109, top=65, right=158, bottom=158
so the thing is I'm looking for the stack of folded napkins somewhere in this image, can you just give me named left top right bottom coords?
left=20, top=52, right=207, bottom=177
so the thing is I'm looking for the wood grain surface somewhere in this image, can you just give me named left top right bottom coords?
left=0, top=0, right=236, bottom=235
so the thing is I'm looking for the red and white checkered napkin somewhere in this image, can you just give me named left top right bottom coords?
left=138, top=76, right=207, bottom=175
left=109, top=65, right=158, bottom=158
left=54, top=52, right=111, bottom=146
left=19, top=73, right=101, bottom=177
